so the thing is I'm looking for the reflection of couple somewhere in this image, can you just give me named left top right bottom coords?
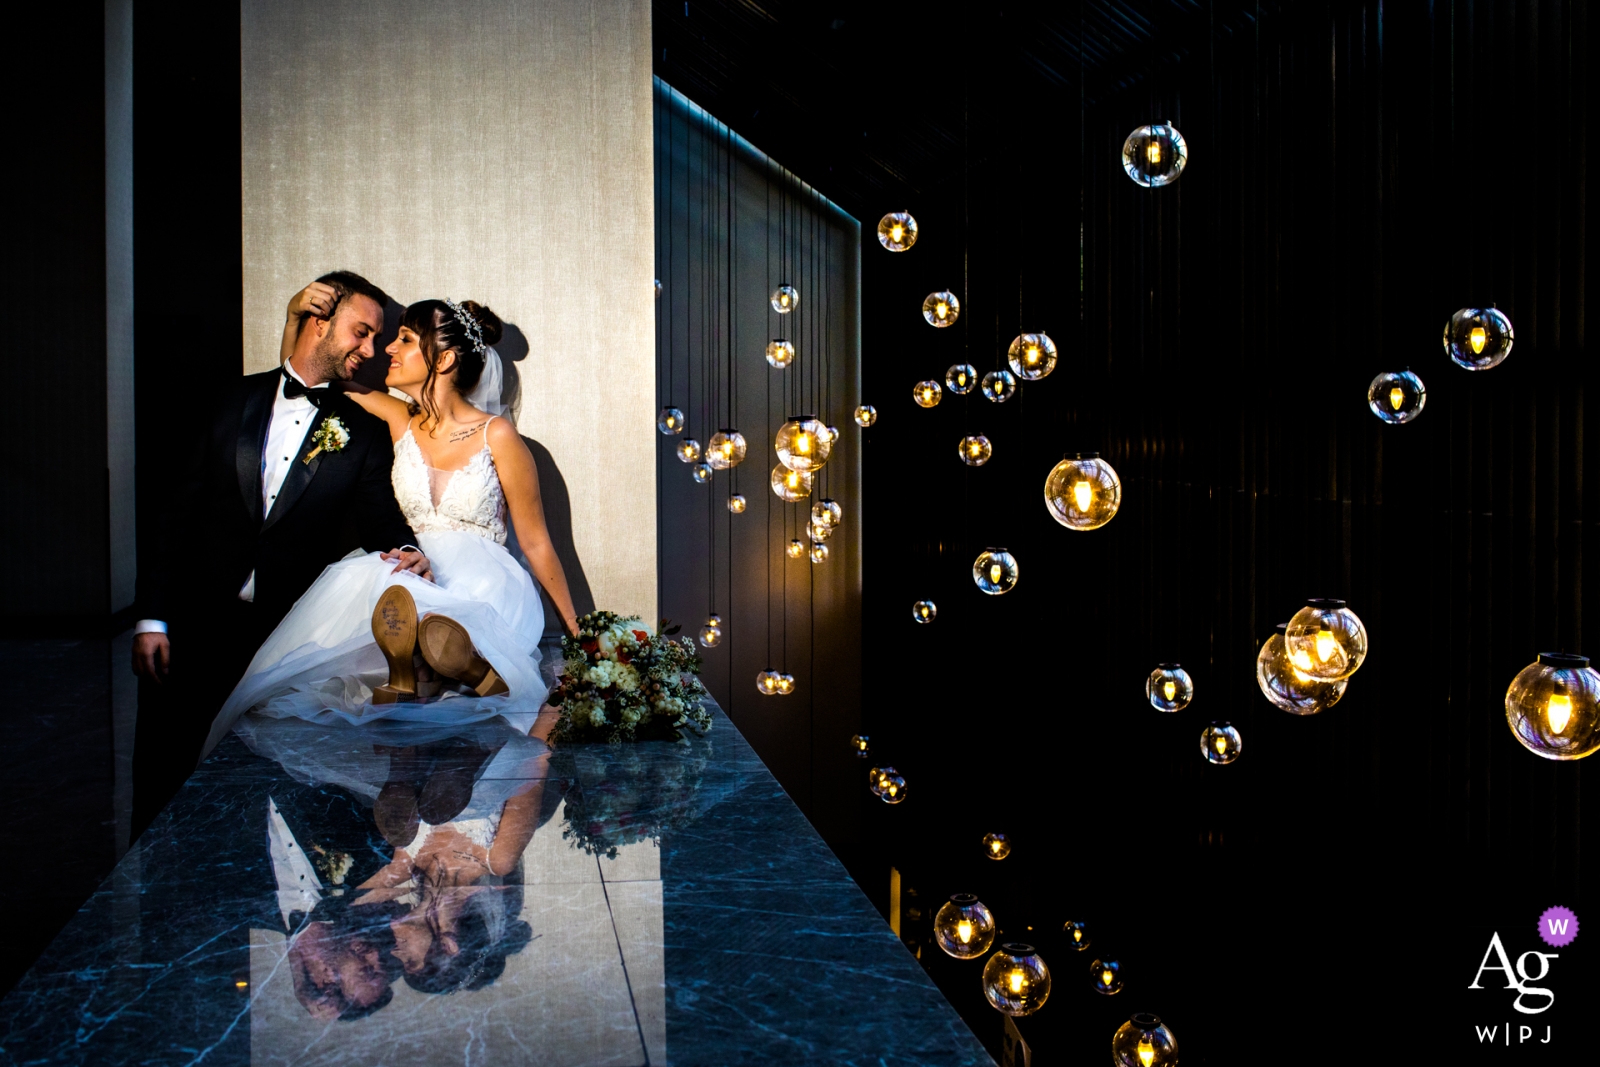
left=131, top=271, right=580, bottom=830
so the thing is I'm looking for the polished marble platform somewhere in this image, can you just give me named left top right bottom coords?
left=0, top=702, right=992, bottom=1066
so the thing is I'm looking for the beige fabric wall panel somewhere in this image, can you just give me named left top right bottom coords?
left=241, top=0, right=656, bottom=624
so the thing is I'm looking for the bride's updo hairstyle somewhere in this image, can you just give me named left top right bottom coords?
left=399, top=298, right=504, bottom=429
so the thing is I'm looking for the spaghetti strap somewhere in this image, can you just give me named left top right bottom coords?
left=482, top=414, right=500, bottom=447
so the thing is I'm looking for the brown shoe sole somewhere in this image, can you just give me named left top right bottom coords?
left=372, top=586, right=418, bottom=700
left=418, top=614, right=509, bottom=697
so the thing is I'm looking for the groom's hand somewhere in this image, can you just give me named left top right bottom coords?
left=382, top=548, right=434, bottom=583
left=132, top=633, right=170, bottom=683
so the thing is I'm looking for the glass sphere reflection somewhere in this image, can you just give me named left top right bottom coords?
left=657, top=407, right=685, bottom=435
left=756, top=669, right=780, bottom=696
left=1367, top=369, right=1427, bottom=424
left=958, top=435, right=992, bottom=466
left=1063, top=919, right=1090, bottom=951
left=922, top=290, right=960, bottom=327
left=1113, top=1013, right=1179, bottom=1067
left=981, top=832, right=1011, bottom=860
left=1257, top=624, right=1346, bottom=715
left=933, top=894, right=995, bottom=959
left=912, top=600, right=937, bottom=623
left=690, top=463, right=712, bottom=484
left=983, top=944, right=1051, bottom=1016
left=1200, top=722, right=1242, bottom=765
left=676, top=439, right=701, bottom=463
left=876, top=211, right=918, bottom=252
left=850, top=734, right=870, bottom=758
left=786, top=538, right=806, bottom=559
left=1146, top=663, right=1194, bottom=712
left=1122, top=122, right=1188, bottom=187
left=765, top=339, right=795, bottom=368
left=1505, top=652, right=1600, bottom=760
left=981, top=370, right=1016, bottom=403
left=853, top=404, right=878, bottom=427
left=1007, top=333, right=1058, bottom=380
left=771, top=284, right=798, bottom=314
left=1045, top=453, right=1122, bottom=530
left=775, top=416, right=832, bottom=472
left=1090, top=957, right=1124, bottom=994
left=973, top=548, right=1020, bottom=595
left=727, top=494, right=747, bottom=514
left=913, top=380, right=943, bottom=408
left=776, top=672, right=795, bottom=695
left=812, top=499, right=842, bottom=528
left=1285, top=599, right=1367, bottom=681
left=809, top=541, right=828, bottom=564
left=1444, top=306, right=1513, bottom=370
left=879, top=770, right=906, bottom=803
left=946, top=363, right=979, bottom=394
left=771, top=464, right=813, bottom=502
left=706, top=430, right=747, bottom=470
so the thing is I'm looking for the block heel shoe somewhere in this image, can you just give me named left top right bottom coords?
left=371, top=585, right=419, bottom=704
left=418, top=613, right=510, bottom=697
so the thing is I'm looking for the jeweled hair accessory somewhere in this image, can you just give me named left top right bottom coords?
left=444, top=298, right=487, bottom=355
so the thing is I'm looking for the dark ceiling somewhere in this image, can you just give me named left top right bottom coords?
left=654, top=0, right=1276, bottom=216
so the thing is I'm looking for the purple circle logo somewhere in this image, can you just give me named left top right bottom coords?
left=1538, top=905, right=1579, bottom=948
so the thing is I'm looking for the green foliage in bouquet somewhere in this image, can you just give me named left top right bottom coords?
left=548, top=611, right=711, bottom=744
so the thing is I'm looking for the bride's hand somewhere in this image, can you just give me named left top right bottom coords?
left=382, top=547, right=434, bottom=582
left=286, top=281, right=338, bottom=324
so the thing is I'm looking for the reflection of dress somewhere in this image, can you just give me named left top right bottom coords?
left=204, top=419, right=547, bottom=755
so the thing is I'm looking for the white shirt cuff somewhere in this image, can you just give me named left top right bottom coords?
left=134, top=619, right=168, bottom=635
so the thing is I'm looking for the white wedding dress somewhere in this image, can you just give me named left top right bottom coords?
left=202, top=416, right=548, bottom=757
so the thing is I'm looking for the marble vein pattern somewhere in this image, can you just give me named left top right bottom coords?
left=0, top=703, right=992, bottom=1066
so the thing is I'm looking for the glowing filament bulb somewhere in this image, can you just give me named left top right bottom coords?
left=786, top=472, right=801, bottom=489
left=1215, top=736, right=1228, bottom=754
left=957, top=920, right=973, bottom=944
left=1073, top=480, right=1093, bottom=512
left=990, top=563, right=1004, bottom=584
left=990, top=840, right=1002, bottom=853
left=936, top=302, right=949, bottom=320
left=1147, top=141, right=1162, bottom=164
left=795, top=433, right=812, bottom=454
left=1290, top=648, right=1313, bottom=672
left=1025, top=345, right=1040, bottom=364
left=1072, top=928, right=1082, bottom=943
left=1101, top=969, right=1114, bottom=986
left=1163, top=680, right=1177, bottom=701
left=1469, top=325, right=1487, bottom=354
left=665, top=413, right=678, bottom=429
left=1547, top=693, right=1574, bottom=734
left=1315, top=628, right=1337, bottom=662
left=885, top=781, right=898, bottom=798
left=1008, top=970, right=1027, bottom=994
left=1389, top=386, right=1405, bottom=410
left=1137, top=1037, right=1157, bottom=1067
left=780, top=292, right=790, bottom=307
left=890, top=224, right=904, bottom=241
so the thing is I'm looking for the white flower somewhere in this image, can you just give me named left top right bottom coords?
left=620, top=705, right=641, bottom=724
left=588, top=704, right=608, bottom=727
left=585, top=661, right=616, bottom=687
left=612, top=664, right=641, bottom=692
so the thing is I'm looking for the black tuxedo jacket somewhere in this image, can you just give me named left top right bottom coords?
left=138, top=369, right=418, bottom=632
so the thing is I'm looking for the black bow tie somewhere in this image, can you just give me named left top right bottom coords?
left=282, top=371, right=332, bottom=407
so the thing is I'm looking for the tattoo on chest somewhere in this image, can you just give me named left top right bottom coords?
left=447, top=421, right=488, bottom=443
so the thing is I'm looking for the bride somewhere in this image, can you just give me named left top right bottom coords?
left=202, top=295, right=579, bottom=755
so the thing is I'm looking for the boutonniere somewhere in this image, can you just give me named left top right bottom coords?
left=305, top=415, right=350, bottom=463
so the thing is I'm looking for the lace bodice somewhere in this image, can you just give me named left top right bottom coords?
left=393, top=425, right=508, bottom=545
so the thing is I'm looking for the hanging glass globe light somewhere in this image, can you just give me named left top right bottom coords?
left=983, top=944, right=1051, bottom=1016
left=946, top=363, right=979, bottom=394
left=771, top=464, right=813, bottom=502
left=1367, top=369, right=1427, bottom=424
left=958, top=434, right=992, bottom=466
left=1063, top=919, right=1090, bottom=951
left=1113, top=1013, right=1179, bottom=1067
left=876, top=211, right=918, bottom=251
left=808, top=520, right=833, bottom=542
left=822, top=424, right=840, bottom=447
left=657, top=407, right=685, bottom=435
left=913, top=380, right=943, bottom=408
left=1284, top=599, right=1367, bottom=681
left=850, top=734, right=870, bottom=758
left=973, top=548, right=1019, bottom=595
left=879, top=770, right=907, bottom=803
left=1444, top=306, right=1513, bottom=370
left=1045, top=453, right=1122, bottom=530
left=853, top=404, right=878, bottom=427
left=911, top=599, right=937, bottom=623
left=756, top=669, right=781, bottom=696
left=980, top=369, right=1016, bottom=403
left=706, top=430, right=747, bottom=470
left=786, top=538, right=806, bottom=559
left=727, top=494, right=747, bottom=514
left=980, top=832, right=1011, bottom=860
left=765, top=339, right=795, bottom=368
left=1146, top=663, right=1194, bottom=712
left=775, top=416, right=832, bottom=472
left=1200, top=722, right=1242, bottom=765
left=933, top=894, right=995, bottom=960
left=1007, top=333, right=1058, bottom=380
left=922, top=290, right=960, bottom=327
left=776, top=672, right=795, bottom=695
left=1257, top=623, right=1346, bottom=715
left=868, top=765, right=895, bottom=796
left=1505, top=653, right=1600, bottom=760
left=812, top=499, right=842, bottom=528
left=809, top=541, right=829, bottom=564
left=698, top=616, right=722, bottom=647
left=771, top=284, right=798, bottom=314
left=1122, top=121, right=1188, bottom=187
left=690, top=462, right=712, bottom=484
left=1090, top=957, right=1124, bottom=995
left=676, top=438, right=701, bottom=463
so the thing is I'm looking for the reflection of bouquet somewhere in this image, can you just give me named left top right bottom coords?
left=553, top=742, right=711, bottom=859
left=548, top=611, right=711, bottom=744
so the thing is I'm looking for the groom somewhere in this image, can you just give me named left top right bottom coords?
left=131, top=271, right=430, bottom=835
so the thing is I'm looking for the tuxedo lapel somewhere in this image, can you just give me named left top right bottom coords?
left=237, top=374, right=275, bottom=526
left=262, top=404, right=330, bottom=532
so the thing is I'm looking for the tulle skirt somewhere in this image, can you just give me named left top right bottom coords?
left=202, top=529, right=548, bottom=758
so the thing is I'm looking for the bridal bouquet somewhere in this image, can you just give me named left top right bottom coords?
left=548, top=611, right=711, bottom=744
left=553, top=740, right=711, bottom=858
